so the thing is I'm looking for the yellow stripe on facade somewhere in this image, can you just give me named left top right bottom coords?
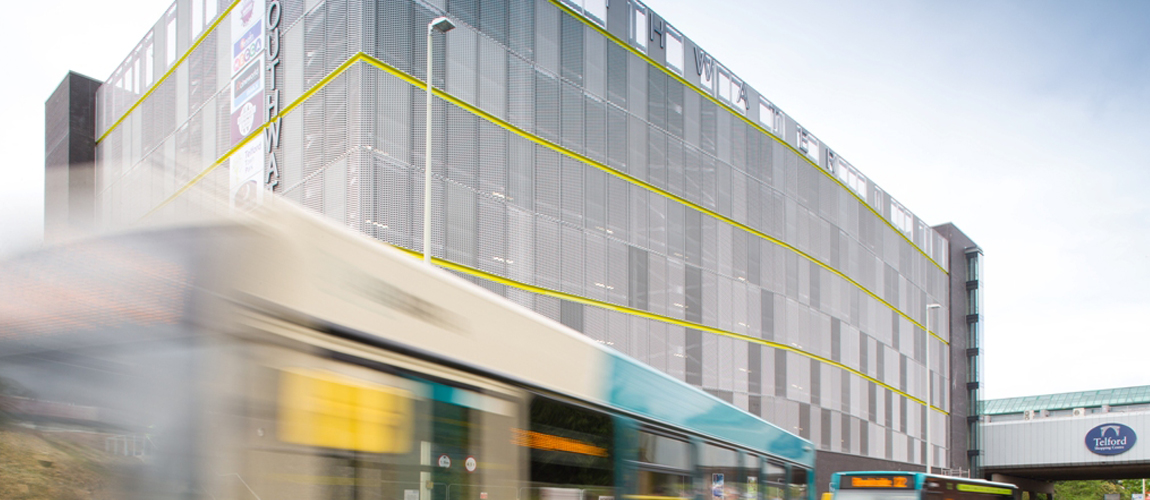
left=388, top=244, right=947, bottom=416
left=144, top=51, right=948, bottom=347
left=546, top=0, right=946, bottom=275
left=100, top=0, right=942, bottom=277
left=355, top=53, right=948, bottom=346
left=97, top=0, right=243, bottom=145
left=139, top=51, right=951, bottom=414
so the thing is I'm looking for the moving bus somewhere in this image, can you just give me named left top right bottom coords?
left=0, top=198, right=815, bottom=500
left=829, top=473, right=1018, bottom=500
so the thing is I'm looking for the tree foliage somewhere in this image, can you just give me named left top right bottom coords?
left=1054, top=480, right=1150, bottom=500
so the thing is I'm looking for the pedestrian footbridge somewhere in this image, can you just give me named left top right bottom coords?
left=981, top=386, right=1150, bottom=496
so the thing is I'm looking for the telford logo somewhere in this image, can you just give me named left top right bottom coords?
left=1085, top=423, right=1137, bottom=455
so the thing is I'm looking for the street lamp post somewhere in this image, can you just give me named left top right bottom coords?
left=925, top=303, right=941, bottom=473
left=423, top=16, right=455, bottom=265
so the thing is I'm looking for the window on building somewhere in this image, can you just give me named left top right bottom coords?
left=966, top=253, right=979, bottom=283
left=966, top=288, right=979, bottom=315
left=918, top=222, right=933, bottom=257
left=835, top=156, right=866, bottom=197
left=144, top=34, right=154, bottom=87
left=699, top=56, right=714, bottom=92
left=633, top=3, right=648, bottom=50
left=869, top=187, right=884, bottom=213
left=798, top=127, right=820, bottom=164
left=166, top=7, right=177, bottom=66
left=131, top=58, right=140, bottom=94
left=191, top=0, right=203, bottom=38
left=564, top=0, right=607, bottom=25
left=758, top=99, right=775, bottom=133
left=205, top=0, right=217, bottom=25
left=967, top=419, right=979, bottom=450
left=717, top=69, right=731, bottom=102
left=665, top=26, right=684, bottom=74
left=584, top=0, right=607, bottom=25
left=890, top=201, right=913, bottom=235
left=731, top=76, right=745, bottom=111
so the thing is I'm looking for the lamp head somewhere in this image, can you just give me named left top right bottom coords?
left=430, top=16, right=455, bottom=33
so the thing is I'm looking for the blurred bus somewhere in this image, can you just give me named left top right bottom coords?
left=0, top=199, right=814, bottom=500
left=829, top=472, right=1018, bottom=500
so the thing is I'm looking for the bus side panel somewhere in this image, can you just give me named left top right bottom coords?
left=614, top=414, right=640, bottom=500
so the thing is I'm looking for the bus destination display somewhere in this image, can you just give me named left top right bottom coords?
left=841, top=475, right=913, bottom=489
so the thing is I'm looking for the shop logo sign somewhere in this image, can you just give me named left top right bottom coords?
left=1086, top=423, right=1136, bottom=455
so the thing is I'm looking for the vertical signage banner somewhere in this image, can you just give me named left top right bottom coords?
left=230, top=0, right=266, bottom=146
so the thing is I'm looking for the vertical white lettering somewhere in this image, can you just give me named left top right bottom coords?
left=265, top=0, right=284, bottom=192
left=267, top=57, right=281, bottom=89
left=265, top=118, right=282, bottom=152
left=266, top=153, right=280, bottom=189
left=266, top=0, right=281, bottom=29
left=266, top=91, right=279, bottom=121
left=267, top=31, right=281, bottom=60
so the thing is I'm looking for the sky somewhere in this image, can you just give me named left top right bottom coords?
left=2, top=0, right=1149, bottom=400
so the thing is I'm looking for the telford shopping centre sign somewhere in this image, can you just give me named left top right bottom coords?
left=1085, top=423, right=1137, bottom=455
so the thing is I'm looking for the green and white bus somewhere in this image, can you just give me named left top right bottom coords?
left=830, top=473, right=1017, bottom=500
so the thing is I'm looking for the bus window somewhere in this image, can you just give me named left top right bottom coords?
left=833, top=491, right=918, bottom=500
left=831, top=476, right=919, bottom=500
left=788, top=468, right=810, bottom=500
left=522, top=397, right=615, bottom=500
left=428, top=383, right=522, bottom=500
left=637, top=431, right=691, bottom=499
left=701, top=444, right=739, bottom=500
left=765, top=462, right=786, bottom=500
left=741, top=454, right=761, bottom=500
left=639, top=431, right=690, bottom=469
left=638, top=470, right=692, bottom=500
left=278, top=368, right=415, bottom=453
left=249, top=343, right=525, bottom=500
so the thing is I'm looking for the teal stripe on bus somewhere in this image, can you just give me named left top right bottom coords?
left=604, top=351, right=814, bottom=466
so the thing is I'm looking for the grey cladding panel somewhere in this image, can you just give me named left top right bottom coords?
left=774, top=348, right=787, bottom=397
left=560, top=13, right=584, bottom=85
left=686, top=328, right=702, bottom=385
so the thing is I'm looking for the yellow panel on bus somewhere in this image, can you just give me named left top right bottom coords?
left=278, top=368, right=413, bottom=453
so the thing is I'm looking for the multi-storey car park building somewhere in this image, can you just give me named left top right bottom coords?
left=44, top=0, right=988, bottom=490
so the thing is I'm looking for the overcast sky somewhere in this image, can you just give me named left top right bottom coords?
left=3, top=0, right=1148, bottom=399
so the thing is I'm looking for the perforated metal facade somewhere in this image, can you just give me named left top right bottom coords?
left=85, top=0, right=964, bottom=472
